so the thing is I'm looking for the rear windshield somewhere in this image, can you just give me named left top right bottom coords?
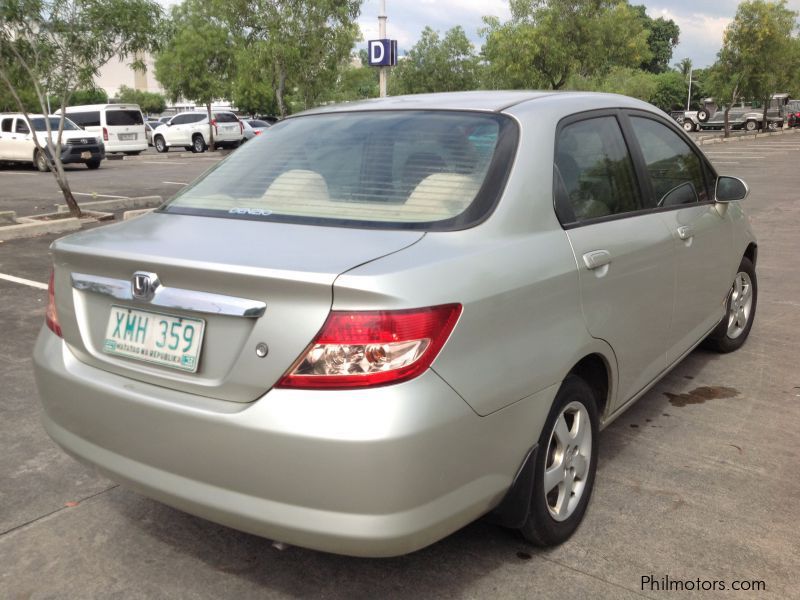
left=68, top=111, right=101, bottom=127
left=106, top=110, right=144, bottom=126
left=164, top=110, right=517, bottom=230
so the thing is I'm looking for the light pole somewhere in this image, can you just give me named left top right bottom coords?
left=378, top=0, right=387, bottom=97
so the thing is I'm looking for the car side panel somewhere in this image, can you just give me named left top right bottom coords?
left=333, top=227, right=592, bottom=417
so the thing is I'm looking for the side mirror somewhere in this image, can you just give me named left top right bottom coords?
left=715, top=176, right=749, bottom=203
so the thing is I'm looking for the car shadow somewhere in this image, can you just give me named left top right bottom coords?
left=109, top=488, right=545, bottom=597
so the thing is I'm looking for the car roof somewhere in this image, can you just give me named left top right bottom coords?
left=63, top=104, right=142, bottom=111
left=295, top=90, right=657, bottom=116
left=0, top=113, right=63, bottom=119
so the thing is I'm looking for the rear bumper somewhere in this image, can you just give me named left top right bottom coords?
left=33, top=327, right=552, bottom=557
left=105, top=141, right=147, bottom=153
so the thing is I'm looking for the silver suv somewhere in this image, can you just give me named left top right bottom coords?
left=152, top=110, right=244, bottom=153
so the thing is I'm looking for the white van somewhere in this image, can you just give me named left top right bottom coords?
left=59, top=104, right=147, bottom=155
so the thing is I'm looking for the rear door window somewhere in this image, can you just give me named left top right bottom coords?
left=68, top=111, right=101, bottom=127
left=628, top=116, right=712, bottom=207
left=1, top=118, right=12, bottom=133
left=106, top=110, right=144, bottom=126
left=554, top=116, right=642, bottom=224
left=14, top=119, right=29, bottom=134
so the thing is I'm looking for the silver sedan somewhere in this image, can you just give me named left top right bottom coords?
left=33, top=91, right=757, bottom=557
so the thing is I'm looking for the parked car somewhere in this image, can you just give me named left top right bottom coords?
left=241, top=119, right=256, bottom=142
left=785, top=100, right=800, bottom=127
left=152, top=111, right=244, bottom=153
left=34, top=91, right=757, bottom=558
left=58, top=103, right=147, bottom=155
left=144, top=122, right=156, bottom=147
left=241, top=119, right=272, bottom=142
left=0, top=113, right=105, bottom=170
left=247, top=119, right=271, bottom=135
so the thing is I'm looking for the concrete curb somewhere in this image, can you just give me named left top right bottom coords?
left=697, top=127, right=798, bottom=145
left=56, top=196, right=163, bottom=213
left=120, top=149, right=232, bottom=161
left=123, top=208, right=156, bottom=220
left=0, top=213, right=81, bottom=241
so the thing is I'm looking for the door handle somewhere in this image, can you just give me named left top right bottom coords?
left=582, top=250, right=612, bottom=270
left=677, top=225, right=694, bottom=240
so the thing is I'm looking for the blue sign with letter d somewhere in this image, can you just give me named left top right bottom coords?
left=368, top=39, right=397, bottom=67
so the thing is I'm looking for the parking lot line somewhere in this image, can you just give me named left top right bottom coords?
left=162, top=181, right=188, bottom=186
left=72, top=192, right=129, bottom=199
left=141, top=161, right=189, bottom=166
left=0, top=273, right=47, bottom=290
left=0, top=171, right=36, bottom=175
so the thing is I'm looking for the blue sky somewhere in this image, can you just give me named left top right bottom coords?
left=357, top=0, right=800, bottom=68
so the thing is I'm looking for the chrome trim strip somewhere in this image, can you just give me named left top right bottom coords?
left=71, top=273, right=266, bottom=318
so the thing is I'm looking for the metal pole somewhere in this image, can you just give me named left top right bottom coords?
left=379, top=0, right=387, bottom=97
left=687, top=68, right=693, bottom=111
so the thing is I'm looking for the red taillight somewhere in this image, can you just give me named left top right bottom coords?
left=102, top=127, right=108, bottom=141
left=211, top=118, right=218, bottom=135
left=277, top=304, right=462, bottom=389
left=254, top=130, right=262, bottom=135
left=46, top=269, right=62, bottom=337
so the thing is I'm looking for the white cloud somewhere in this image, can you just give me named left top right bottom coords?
left=657, top=9, right=732, bottom=67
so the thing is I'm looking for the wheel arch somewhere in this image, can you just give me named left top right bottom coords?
left=567, top=352, right=612, bottom=419
left=744, top=242, right=757, bottom=267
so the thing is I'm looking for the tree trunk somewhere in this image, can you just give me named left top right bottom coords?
left=724, top=107, right=731, bottom=139
left=206, top=102, right=215, bottom=151
left=276, top=65, right=287, bottom=118
left=762, top=96, right=769, bottom=132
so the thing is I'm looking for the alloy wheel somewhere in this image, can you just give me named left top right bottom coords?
left=543, top=400, right=593, bottom=522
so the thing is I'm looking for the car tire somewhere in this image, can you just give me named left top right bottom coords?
left=697, top=109, right=710, bottom=122
left=519, top=375, right=599, bottom=547
left=85, top=159, right=101, bottom=170
left=703, top=257, right=757, bottom=353
left=34, top=149, right=50, bottom=172
left=683, top=121, right=695, bottom=132
left=192, top=134, right=207, bottom=153
left=154, top=136, right=168, bottom=153
left=745, top=120, right=758, bottom=132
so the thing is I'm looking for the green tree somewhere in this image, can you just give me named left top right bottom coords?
left=155, top=0, right=235, bottom=148
left=0, top=0, right=162, bottom=217
left=720, top=0, right=798, bottom=131
left=230, top=47, right=278, bottom=117
left=220, top=0, right=361, bottom=116
left=650, top=70, right=688, bottom=111
left=329, top=62, right=378, bottom=102
left=633, top=5, right=680, bottom=73
left=481, top=0, right=652, bottom=90
left=389, top=26, right=481, bottom=95
left=115, top=85, right=166, bottom=115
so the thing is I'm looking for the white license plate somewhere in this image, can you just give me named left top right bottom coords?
left=118, top=133, right=136, bottom=140
left=80, top=151, right=91, bottom=159
left=103, top=305, right=205, bottom=372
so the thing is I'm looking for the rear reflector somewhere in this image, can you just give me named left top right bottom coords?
left=46, top=269, right=62, bottom=337
left=277, top=304, right=462, bottom=389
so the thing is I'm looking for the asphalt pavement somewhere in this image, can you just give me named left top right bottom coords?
left=0, top=134, right=798, bottom=598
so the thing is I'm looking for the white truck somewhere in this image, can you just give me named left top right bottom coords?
left=0, top=113, right=105, bottom=171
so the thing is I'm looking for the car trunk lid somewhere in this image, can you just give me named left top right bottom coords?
left=51, top=212, right=424, bottom=402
